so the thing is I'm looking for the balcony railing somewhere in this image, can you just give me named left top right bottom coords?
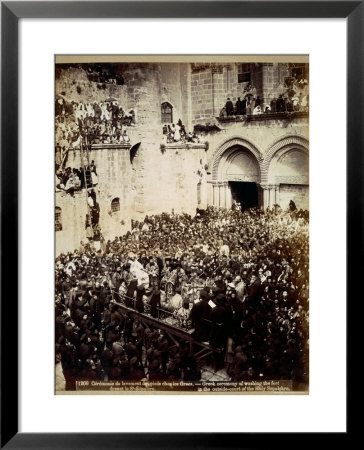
left=113, top=290, right=194, bottom=332
left=217, top=110, right=309, bottom=123
left=66, top=141, right=131, bottom=151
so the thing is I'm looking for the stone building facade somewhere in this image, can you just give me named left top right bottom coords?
left=55, top=61, right=308, bottom=255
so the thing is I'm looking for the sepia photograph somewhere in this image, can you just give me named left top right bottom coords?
left=55, top=56, right=309, bottom=394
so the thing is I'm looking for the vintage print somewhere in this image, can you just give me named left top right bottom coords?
left=55, top=56, right=309, bottom=394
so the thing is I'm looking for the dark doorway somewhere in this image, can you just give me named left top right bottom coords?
left=229, top=181, right=259, bottom=209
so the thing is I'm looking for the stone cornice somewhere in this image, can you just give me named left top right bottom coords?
left=260, top=184, right=279, bottom=190
left=209, top=181, right=229, bottom=186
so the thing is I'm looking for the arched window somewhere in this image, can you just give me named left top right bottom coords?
left=55, top=207, right=62, bottom=231
left=161, top=102, right=173, bottom=123
left=111, top=197, right=120, bottom=213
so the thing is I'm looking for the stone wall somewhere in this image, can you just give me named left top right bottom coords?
left=262, top=63, right=282, bottom=105
left=56, top=142, right=208, bottom=255
left=115, top=64, right=198, bottom=217
left=191, top=63, right=264, bottom=125
left=201, top=115, right=309, bottom=210
left=278, top=184, right=309, bottom=210
left=56, top=63, right=210, bottom=255
left=55, top=62, right=309, bottom=255
left=191, top=67, right=214, bottom=124
left=190, top=63, right=308, bottom=125
left=55, top=67, right=130, bottom=110
left=55, top=191, right=88, bottom=255
left=156, top=144, right=208, bottom=215
left=203, top=115, right=309, bottom=169
left=224, top=63, right=263, bottom=107
left=160, top=63, right=190, bottom=128
left=56, top=145, right=134, bottom=255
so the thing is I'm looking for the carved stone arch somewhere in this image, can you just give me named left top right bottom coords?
left=161, top=100, right=175, bottom=109
left=262, top=135, right=309, bottom=184
left=211, top=136, right=263, bottom=181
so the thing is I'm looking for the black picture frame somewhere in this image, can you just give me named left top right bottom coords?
left=1, top=1, right=358, bottom=448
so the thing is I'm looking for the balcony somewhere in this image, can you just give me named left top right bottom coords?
left=217, top=110, right=309, bottom=124
left=160, top=142, right=209, bottom=152
left=89, top=142, right=131, bottom=150
left=69, top=142, right=131, bottom=151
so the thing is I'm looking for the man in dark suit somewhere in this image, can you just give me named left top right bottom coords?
left=225, top=98, right=234, bottom=116
left=60, top=341, right=78, bottom=391
left=276, top=94, right=286, bottom=112
left=209, top=294, right=228, bottom=349
left=247, top=273, right=262, bottom=307
left=215, top=274, right=226, bottom=294
left=235, top=97, right=243, bottom=115
left=241, top=96, right=247, bottom=115
left=189, top=290, right=212, bottom=342
left=149, top=286, right=161, bottom=318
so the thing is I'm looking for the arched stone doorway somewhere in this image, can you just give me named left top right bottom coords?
left=209, top=143, right=262, bottom=209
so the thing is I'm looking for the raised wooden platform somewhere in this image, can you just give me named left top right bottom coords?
left=114, top=301, right=221, bottom=360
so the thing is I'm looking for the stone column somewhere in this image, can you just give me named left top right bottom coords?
left=201, top=178, right=208, bottom=209
left=225, top=183, right=232, bottom=209
left=260, top=184, right=270, bottom=210
left=269, top=184, right=279, bottom=207
left=186, top=63, right=193, bottom=132
left=263, top=188, right=269, bottom=210
left=275, top=184, right=280, bottom=207
left=212, top=183, right=218, bottom=207
left=220, top=183, right=226, bottom=208
left=258, top=186, right=263, bottom=209
left=207, top=181, right=213, bottom=207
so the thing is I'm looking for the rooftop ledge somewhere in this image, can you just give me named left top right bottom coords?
left=160, top=142, right=208, bottom=151
left=55, top=189, right=86, bottom=197
left=217, top=111, right=309, bottom=123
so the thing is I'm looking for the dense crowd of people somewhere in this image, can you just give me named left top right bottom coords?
left=83, top=64, right=125, bottom=85
left=55, top=97, right=132, bottom=197
left=162, top=119, right=201, bottom=144
left=55, top=98, right=132, bottom=170
left=55, top=161, right=98, bottom=196
left=56, top=63, right=126, bottom=86
left=56, top=205, right=309, bottom=390
left=221, top=92, right=309, bottom=117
